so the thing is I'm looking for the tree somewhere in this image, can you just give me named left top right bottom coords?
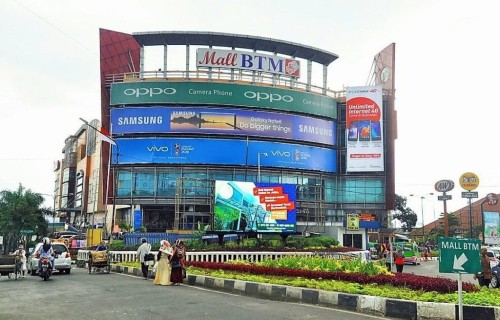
left=393, top=194, right=418, bottom=232
left=0, top=184, right=49, bottom=254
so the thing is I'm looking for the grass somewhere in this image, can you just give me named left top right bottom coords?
left=116, top=260, right=500, bottom=307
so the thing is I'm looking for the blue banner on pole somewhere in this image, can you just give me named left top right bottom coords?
left=134, top=209, right=142, bottom=231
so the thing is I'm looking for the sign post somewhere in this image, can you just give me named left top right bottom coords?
left=438, top=237, right=481, bottom=320
left=459, top=172, right=480, bottom=238
left=434, top=180, right=455, bottom=237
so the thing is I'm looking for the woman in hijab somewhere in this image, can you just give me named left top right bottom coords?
left=171, top=239, right=187, bottom=285
left=153, top=240, right=173, bottom=286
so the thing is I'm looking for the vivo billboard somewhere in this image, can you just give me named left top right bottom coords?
left=113, top=138, right=336, bottom=172
left=110, top=81, right=337, bottom=119
left=110, top=106, right=336, bottom=146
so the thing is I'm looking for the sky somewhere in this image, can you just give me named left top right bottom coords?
left=1, top=0, right=499, bottom=228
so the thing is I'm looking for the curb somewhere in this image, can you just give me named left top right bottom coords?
left=109, top=264, right=500, bottom=320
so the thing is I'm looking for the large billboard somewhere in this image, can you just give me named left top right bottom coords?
left=214, top=181, right=297, bottom=233
left=484, top=211, right=500, bottom=245
left=110, top=106, right=336, bottom=146
left=113, top=138, right=336, bottom=172
left=346, top=86, right=384, bottom=172
left=110, top=81, right=337, bottom=118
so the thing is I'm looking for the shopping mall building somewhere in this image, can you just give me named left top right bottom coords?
left=55, top=29, right=397, bottom=248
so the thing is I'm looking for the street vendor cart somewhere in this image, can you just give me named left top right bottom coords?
left=0, top=254, right=22, bottom=279
left=88, top=250, right=110, bottom=274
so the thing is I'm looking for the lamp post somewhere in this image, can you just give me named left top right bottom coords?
left=257, top=152, right=268, bottom=182
left=40, top=193, right=57, bottom=235
left=79, top=117, right=116, bottom=241
left=410, top=193, right=434, bottom=240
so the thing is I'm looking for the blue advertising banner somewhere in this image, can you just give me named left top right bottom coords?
left=114, top=138, right=336, bottom=172
left=133, top=209, right=143, bottom=231
left=110, top=106, right=336, bottom=146
left=214, top=181, right=297, bottom=233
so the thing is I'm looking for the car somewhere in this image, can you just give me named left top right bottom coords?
left=491, top=264, right=500, bottom=288
left=484, top=249, right=499, bottom=269
left=27, top=241, right=72, bottom=275
left=489, top=246, right=500, bottom=259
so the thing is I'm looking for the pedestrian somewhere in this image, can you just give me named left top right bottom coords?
left=10, top=244, right=27, bottom=278
left=385, top=247, right=393, bottom=271
left=474, top=247, right=492, bottom=287
left=153, top=240, right=173, bottom=286
left=171, top=239, right=187, bottom=285
left=96, top=241, right=107, bottom=251
left=136, top=238, right=151, bottom=280
left=394, top=248, right=405, bottom=273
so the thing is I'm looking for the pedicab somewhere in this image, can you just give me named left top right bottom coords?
left=88, top=250, right=111, bottom=274
left=0, top=254, right=22, bottom=280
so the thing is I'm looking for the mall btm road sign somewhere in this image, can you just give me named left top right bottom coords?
left=438, top=237, right=481, bottom=274
left=20, top=229, right=34, bottom=234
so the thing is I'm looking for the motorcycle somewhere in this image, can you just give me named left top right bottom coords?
left=39, top=257, right=53, bottom=281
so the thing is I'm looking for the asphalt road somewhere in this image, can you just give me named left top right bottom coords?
left=391, top=258, right=478, bottom=284
left=0, top=267, right=394, bottom=320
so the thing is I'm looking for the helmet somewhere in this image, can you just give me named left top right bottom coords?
left=42, top=237, right=51, bottom=245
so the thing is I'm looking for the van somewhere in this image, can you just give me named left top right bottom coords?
left=394, top=241, right=420, bottom=265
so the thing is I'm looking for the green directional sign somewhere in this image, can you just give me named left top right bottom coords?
left=20, top=229, right=34, bottom=234
left=438, top=237, right=481, bottom=274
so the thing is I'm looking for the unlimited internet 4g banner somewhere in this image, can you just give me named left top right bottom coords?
left=346, top=86, right=384, bottom=172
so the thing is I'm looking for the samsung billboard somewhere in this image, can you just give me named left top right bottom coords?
left=110, top=81, right=337, bottom=119
left=113, top=138, right=336, bottom=172
left=110, top=106, right=336, bottom=146
left=214, top=181, right=297, bottom=233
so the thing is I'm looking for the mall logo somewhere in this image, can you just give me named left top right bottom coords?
left=197, top=48, right=300, bottom=77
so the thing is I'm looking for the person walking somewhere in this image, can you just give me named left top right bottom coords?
left=385, top=246, right=393, bottom=271
left=170, top=239, right=187, bottom=285
left=153, top=240, right=173, bottom=286
left=474, top=247, right=492, bottom=287
left=11, top=244, right=27, bottom=278
left=136, top=238, right=151, bottom=280
left=394, top=248, right=405, bottom=273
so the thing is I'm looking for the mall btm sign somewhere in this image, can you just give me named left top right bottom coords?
left=438, top=237, right=481, bottom=274
left=197, top=48, right=300, bottom=78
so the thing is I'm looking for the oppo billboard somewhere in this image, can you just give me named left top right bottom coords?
left=110, top=81, right=337, bottom=118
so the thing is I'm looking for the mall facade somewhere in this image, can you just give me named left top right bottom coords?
left=57, top=29, right=396, bottom=248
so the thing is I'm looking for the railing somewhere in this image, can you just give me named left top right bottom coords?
left=104, top=70, right=346, bottom=99
left=123, top=233, right=196, bottom=247
left=77, top=250, right=370, bottom=264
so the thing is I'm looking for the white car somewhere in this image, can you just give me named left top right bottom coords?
left=27, top=242, right=72, bottom=275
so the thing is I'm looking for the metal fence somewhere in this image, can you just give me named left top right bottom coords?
left=76, top=250, right=370, bottom=265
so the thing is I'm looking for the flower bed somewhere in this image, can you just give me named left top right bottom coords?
left=187, top=260, right=478, bottom=294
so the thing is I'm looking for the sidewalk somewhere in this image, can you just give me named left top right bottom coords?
left=109, top=264, right=500, bottom=320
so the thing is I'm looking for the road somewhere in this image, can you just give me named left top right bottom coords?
left=0, top=267, right=393, bottom=320
left=395, top=258, right=477, bottom=284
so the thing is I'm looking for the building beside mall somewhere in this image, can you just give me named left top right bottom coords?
left=53, top=29, right=398, bottom=249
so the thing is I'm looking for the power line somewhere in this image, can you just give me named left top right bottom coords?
left=13, top=0, right=98, bottom=58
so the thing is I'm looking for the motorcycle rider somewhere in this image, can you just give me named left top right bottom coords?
left=37, top=237, right=55, bottom=273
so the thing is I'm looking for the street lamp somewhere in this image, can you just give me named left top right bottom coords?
left=257, top=152, right=268, bottom=182
left=410, top=193, right=434, bottom=239
left=40, top=193, right=57, bottom=235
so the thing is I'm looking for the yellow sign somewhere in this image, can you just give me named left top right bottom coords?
left=346, top=214, right=359, bottom=230
left=459, top=172, right=479, bottom=191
